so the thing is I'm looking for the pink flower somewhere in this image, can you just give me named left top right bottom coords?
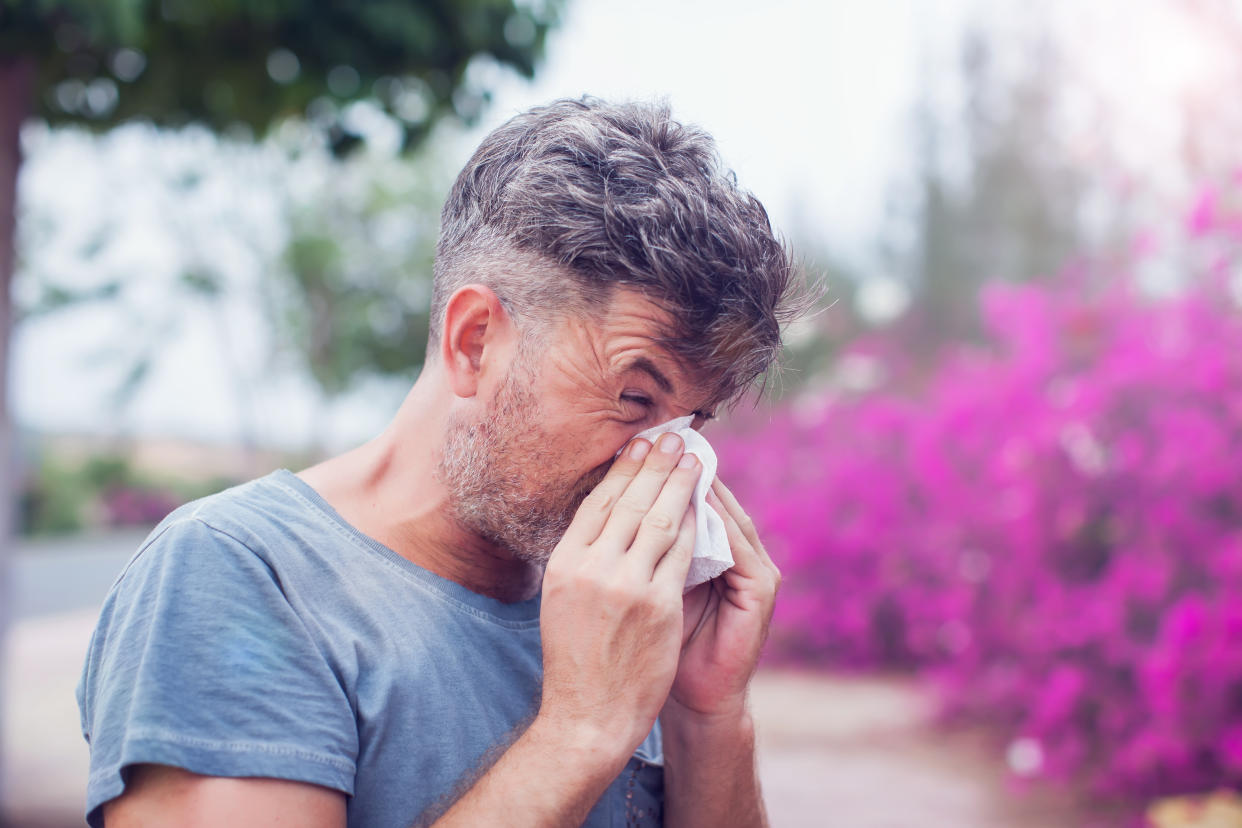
left=716, top=179, right=1242, bottom=805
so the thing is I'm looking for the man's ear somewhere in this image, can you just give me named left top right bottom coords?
left=439, top=284, right=514, bottom=399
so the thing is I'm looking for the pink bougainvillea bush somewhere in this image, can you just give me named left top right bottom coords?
left=717, top=190, right=1242, bottom=801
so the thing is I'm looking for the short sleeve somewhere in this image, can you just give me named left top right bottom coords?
left=76, top=516, right=357, bottom=827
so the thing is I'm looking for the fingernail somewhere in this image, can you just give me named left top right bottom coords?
left=678, top=453, right=698, bottom=469
left=658, top=433, right=683, bottom=454
left=630, top=439, right=651, bottom=460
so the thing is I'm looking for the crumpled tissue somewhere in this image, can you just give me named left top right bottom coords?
left=627, top=416, right=732, bottom=590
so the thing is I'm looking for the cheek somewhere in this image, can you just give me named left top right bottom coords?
left=539, top=365, right=633, bottom=430
left=537, top=401, right=640, bottom=456
left=591, top=423, right=649, bottom=467
left=528, top=374, right=656, bottom=462
left=539, top=427, right=629, bottom=494
left=575, top=462, right=613, bottom=502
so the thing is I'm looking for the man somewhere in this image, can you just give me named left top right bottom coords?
left=77, top=97, right=801, bottom=827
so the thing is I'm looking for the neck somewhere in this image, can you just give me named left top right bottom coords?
left=296, top=375, right=543, bottom=603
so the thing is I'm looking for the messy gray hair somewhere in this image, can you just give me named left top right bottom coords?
left=430, top=96, right=804, bottom=407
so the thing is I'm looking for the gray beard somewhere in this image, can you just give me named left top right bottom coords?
left=436, top=369, right=610, bottom=565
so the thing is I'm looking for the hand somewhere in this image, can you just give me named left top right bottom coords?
left=665, top=478, right=781, bottom=722
left=537, top=432, right=702, bottom=761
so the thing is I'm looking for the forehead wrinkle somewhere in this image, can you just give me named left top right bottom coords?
left=542, top=316, right=614, bottom=404
left=604, top=340, right=670, bottom=384
left=577, top=293, right=714, bottom=410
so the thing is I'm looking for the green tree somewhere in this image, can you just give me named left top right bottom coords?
left=0, top=1, right=558, bottom=813
left=272, top=142, right=449, bottom=449
left=901, top=27, right=1086, bottom=346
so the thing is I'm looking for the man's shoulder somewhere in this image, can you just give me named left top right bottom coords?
left=77, top=469, right=364, bottom=826
left=151, top=468, right=309, bottom=543
left=118, top=469, right=323, bottom=582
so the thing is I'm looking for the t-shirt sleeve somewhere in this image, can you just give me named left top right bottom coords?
left=76, top=515, right=357, bottom=827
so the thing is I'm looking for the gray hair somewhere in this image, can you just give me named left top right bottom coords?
left=430, top=96, right=804, bottom=407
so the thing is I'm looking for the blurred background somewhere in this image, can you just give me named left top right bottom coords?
left=3, top=0, right=1242, bottom=825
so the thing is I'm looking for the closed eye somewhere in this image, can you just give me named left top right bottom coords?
left=621, top=393, right=654, bottom=410
left=620, top=394, right=656, bottom=423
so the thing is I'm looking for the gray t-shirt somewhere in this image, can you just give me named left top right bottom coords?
left=76, top=469, right=664, bottom=827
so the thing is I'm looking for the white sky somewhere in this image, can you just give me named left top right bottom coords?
left=16, top=0, right=969, bottom=452
left=466, top=0, right=929, bottom=245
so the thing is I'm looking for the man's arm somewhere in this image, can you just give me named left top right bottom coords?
left=660, top=480, right=781, bottom=828
left=662, top=698, right=766, bottom=828
left=421, top=708, right=626, bottom=827
left=103, top=764, right=346, bottom=828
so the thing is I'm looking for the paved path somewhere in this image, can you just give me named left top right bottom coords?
left=10, top=530, right=147, bottom=621
left=2, top=611, right=97, bottom=826
left=748, top=671, right=1104, bottom=827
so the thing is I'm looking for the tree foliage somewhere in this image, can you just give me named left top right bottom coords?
left=1, top=0, right=558, bottom=153
left=722, top=180, right=1242, bottom=808
left=898, top=26, right=1087, bottom=345
left=2, top=0, right=562, bottom=438
left=274, top=144, right=446, bottom=400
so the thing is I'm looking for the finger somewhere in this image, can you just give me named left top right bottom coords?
left=594, top=432, right=687, bottom=552
left=710, top=478, right=777, bottom=572
left=679, top=580, right=712, bottom=647
left=558, top=437, right=652, bottom=548
left=707, top=489, right=767, bottom=580
left=652, top=507, right=696, bottom=591
left=624, top=453, right=702, bottom=577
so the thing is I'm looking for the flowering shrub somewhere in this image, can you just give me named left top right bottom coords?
left=718, top=190, right=1242, bottom=801
left=18, top=451, right=232, bottom=535
left=101, top=485, right=182, bottom=527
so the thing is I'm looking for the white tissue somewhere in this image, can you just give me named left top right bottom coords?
left=627, top=416, right=733, bottom=590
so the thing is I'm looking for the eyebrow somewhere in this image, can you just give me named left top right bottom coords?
left=622, top=357, right=717, bottom=419
left=626, top=357, right=674, bottom=394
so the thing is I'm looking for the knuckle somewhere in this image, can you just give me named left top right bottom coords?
left=579, top=489, right=614, bottom=516
left=642, top=511, right=677, bottom=535
left=640, top=455, right=678, bottom=479
left=614, top=495, right=649, bottom=519
left=666, top=534, right=691, bottom=559
left=738, top=512, right=757, bottom=536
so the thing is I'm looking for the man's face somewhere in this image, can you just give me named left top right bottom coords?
left=437, top=289, right=717, bottom=565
